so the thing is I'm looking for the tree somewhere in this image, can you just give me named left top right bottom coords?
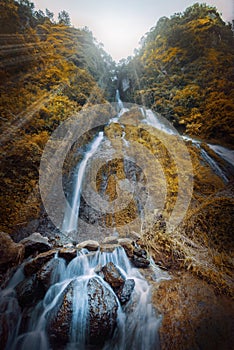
left=58, top=10, right=71, bottom=26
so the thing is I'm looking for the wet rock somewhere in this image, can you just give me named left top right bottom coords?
left=118, top=238, right=134, bottom=258
left=47, top=281, right=73, bottom=348
left=102, top=236, right=118, bottom=245
left=36, top=258, right=61, bottom=289
left=24, top=250, right=56, bottom=276
left=131, top=255, right=150, bottom=268
left=116, top=279, right=135, bottom=305
left=0, top=232, right=24, bottom=275
left=76, top=240, right=100, bottom=251
left=19, top=233, right=51, bottom=258
left=130, top=245, right=150, bottom=268
left=15, top=275, right=45, bottom=307
left=102, top=262, right=125, bottom=289
left=133, top=246, right=147, bottom=259
left=100, top=244, right=120, bottom=253
left=47, top=277, right=119, bottom=348
left=58, top=248, right=77, bottom=262
left=88, top=277, right=118, bottom=345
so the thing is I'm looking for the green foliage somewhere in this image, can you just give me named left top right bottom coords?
left=120, top=3, right=234, bottom=145
left=58, top=10, right=71, bottom=26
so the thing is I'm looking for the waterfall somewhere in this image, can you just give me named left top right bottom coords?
left=62, top=132, right=104, bottom=234
left=140, top=108, right=177, bottom=135
left=199, top=145, right=228, bottom=182
left=116, top=90, right=124, bottom=110
left=207, top=144, right=234, bottom=166
left=138, top=107, right=229, bottom=182
left=181, top=136, right=229, bottom=183
left=3, top=247, right=164, bottom=350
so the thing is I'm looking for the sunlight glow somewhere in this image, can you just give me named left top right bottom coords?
left=34, top=0, right=233, bottom=61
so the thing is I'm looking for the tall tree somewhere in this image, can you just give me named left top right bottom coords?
left=58, top=10, right=71, bottom=26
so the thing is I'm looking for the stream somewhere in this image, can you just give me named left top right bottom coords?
left=1, top=246, right=167, bottom=350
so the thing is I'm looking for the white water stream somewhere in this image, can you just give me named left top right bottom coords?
left=62, top=132, right=104, bottom=234
left=140, top=107, right=230, bottom=183
left=2, top=247, right=164, bottom=350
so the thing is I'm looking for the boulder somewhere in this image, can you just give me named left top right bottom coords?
left=36, top=258, right=62, bottom=289
left=116, top=279, right=135, bottom=305
left=87, top=277, right=118, bottom=345
left=133, top=246, right=147, bottom=259
left=20, top=232, right=51, bottom=258
left=131, top=255, right=150, bottom=268
left=102, top=262, right=125, bottom=289
left=24, top=250, right=56, bottom=276
left=76, top=240, right=99, bottom=251
left=102, top=236, right=118, bottom=245
left=47, top=277, right=119, bottom=348
left=0, top=232, right=24, bottom=274
left=15, top=275, right=45, bottom=307
left=47, top=281, right=73, bottom=348
left=100, top=244, right=120, bottom=253
left=58, top=248, right=77, bottom=262
left=118, top=238, right=134, bottom=258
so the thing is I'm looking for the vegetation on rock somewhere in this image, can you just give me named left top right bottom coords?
left=117, top=3, right=234, bottom=146
left=0, top=0, right=115, bottom=232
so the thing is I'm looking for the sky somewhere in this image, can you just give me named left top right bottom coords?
left=34, top=0, right=233, bottom=61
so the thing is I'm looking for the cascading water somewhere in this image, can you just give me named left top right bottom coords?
left=62, top=132, right=104, bottom=234
left=207, top=143, right=234, bottom=166
left=116, top=90, right=124, bottom=111
left=181, top=136, right=229, bottom=183
left=199, top=144, right=228, bottom=182
left=2, top=247, right=164, bottom=350
left=141, top=108, right=177, bottom=136
left=139, top=107, right=229, bottom=182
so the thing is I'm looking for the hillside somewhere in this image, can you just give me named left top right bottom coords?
left=0, top=0, right=115, bottom=233
left=117, top=3, right=234, bottom=146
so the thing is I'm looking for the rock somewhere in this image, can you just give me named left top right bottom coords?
left=131, top=255, right=150, bottom=268
left=116, top=279, right=135, bottom=305
left=129, top=231, right=142, bottom=240
left=102, top=236, right=118, bottom=245
left=102, top=262, right=125, bottom=289
left=87, top=277, right=118, bottom=345
left=153, top=273, right=234, bottom=350
left=133, top=246, right=147, bottom=259
left=63, top=243, right=75, bottom=248
left=24, top=250, right=56, bottom=276
left=58, top=248, right=77, bottom=262
left=15, top=275, right=45, bottom=307
left=100, top=244, right=120, bottom=253
left=0, top=232, right=24, bottom=274
left=76, top=240, right=100, bottom=251
left=47, top=277, right=119, bottom=348
left=47, top=281, right=73, bottom=348
left=118, top=238, right=134, bottom=258
left=20, top=232, right=51, bottom=258
left=36, top=258, right=61, bottom=289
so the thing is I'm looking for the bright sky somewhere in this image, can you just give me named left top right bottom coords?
left=34, top=0, right=233, bottom=61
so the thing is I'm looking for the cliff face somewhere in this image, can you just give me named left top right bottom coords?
left=118, top=3, right=234, bottom=146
